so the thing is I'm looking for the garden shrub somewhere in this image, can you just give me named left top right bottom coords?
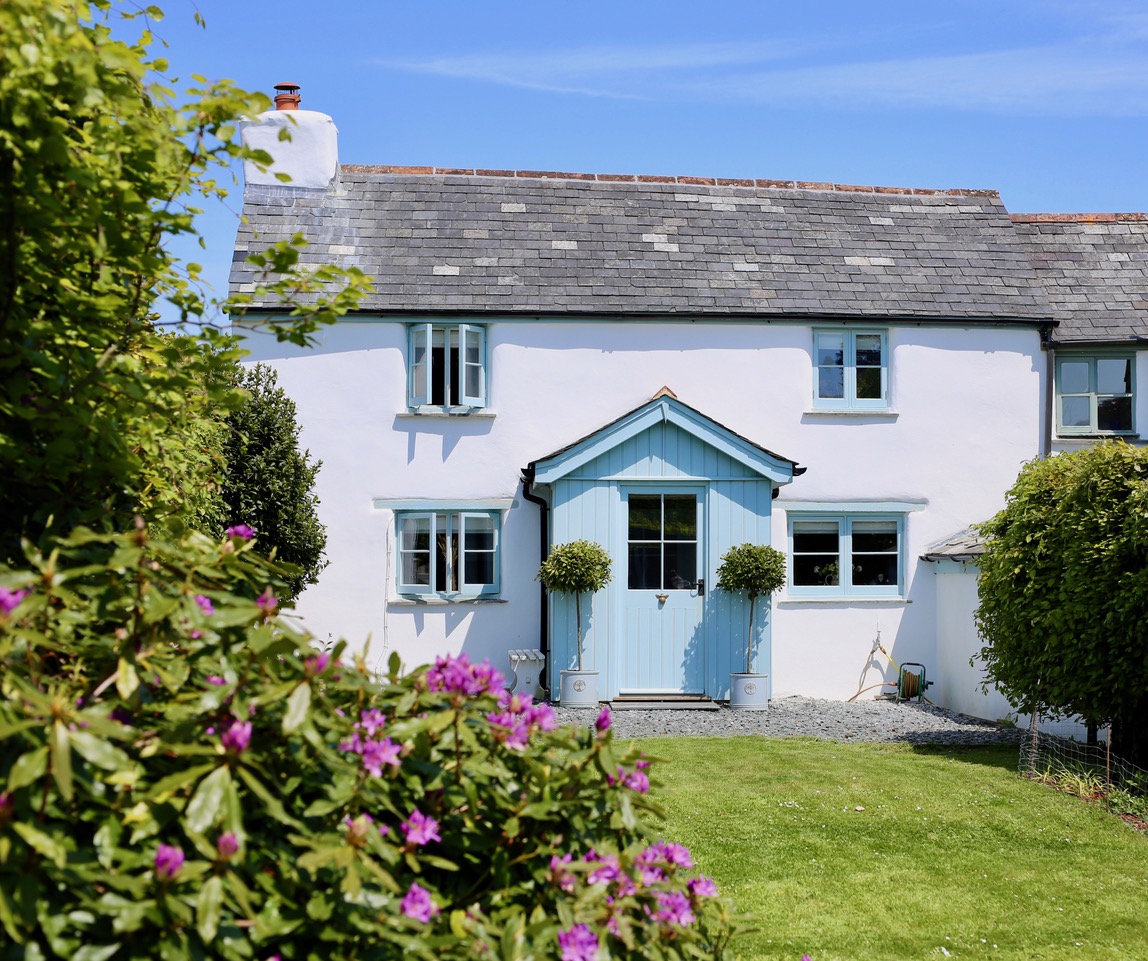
left=0, top=526, right=736, bottom=960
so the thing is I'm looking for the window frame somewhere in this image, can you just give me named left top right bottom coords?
left=1055, top=352, right=1136, bottom=437
left=811, top=328, right=889, bottom=411
left=787, top=512, right=904, bottom=599
left=395, top=509, right=500, bottom=597
left=407, top=322, right=487, bottom=411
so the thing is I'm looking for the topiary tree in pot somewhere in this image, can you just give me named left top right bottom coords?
left=536, top=540, right=613, bottom=672
left=716, top=542, right=787, bottom=684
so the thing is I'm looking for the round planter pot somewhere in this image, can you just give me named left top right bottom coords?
left=559, top=669, right=601, bottom=708
left=728, top=672, right=769, bottom=711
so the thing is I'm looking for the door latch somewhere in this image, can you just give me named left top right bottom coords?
left=696, top=578, right=705, bottom=596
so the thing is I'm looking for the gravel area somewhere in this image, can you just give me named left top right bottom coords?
left=553, top=696, right=1022, bottom=746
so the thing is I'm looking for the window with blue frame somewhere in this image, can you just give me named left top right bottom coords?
left=1055, top=354, right=1134, bottom=436
left=408, top=323, right=487, bottom=410
left=813, top=328, right=888, bottom=410
left=788, top=513, right=903, bottom=598
left=396, top=511, right=499, bottom=596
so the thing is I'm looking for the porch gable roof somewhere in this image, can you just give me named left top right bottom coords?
left=527, top=393, right=800, bottom=486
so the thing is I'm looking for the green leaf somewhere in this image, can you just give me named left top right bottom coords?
left=145, top=763, right=217, bottom=801
left=196, top=875, right=223, bottom=943
left=282, top=681, right=311, bottom=734
left=12, top=823, right=66, bottom=868
left=185, top=765, right=231, bottom=835
left=69, top=729, right=134, bottom=772
left=116, top=657, right=139, bottom=700
left=7, top=746, right=48, bottom=791
left=73, top=944, right=121, bottom=961
left=51, top=720, right=73, bottom=802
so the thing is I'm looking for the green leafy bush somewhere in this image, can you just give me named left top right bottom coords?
left=715, top=544, right=786, bottom=674
left=0, top=528, right=735, bottom=960
left=536, top=541, right=613, bottom=671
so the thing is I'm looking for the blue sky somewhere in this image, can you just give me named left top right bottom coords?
left=145, top=0, right=1148, bottom=322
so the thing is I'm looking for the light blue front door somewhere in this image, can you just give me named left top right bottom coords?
left=617, top=487, right=705, bottom=694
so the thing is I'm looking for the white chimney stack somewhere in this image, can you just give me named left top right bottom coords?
left=239, top=83, right=338, bottom=189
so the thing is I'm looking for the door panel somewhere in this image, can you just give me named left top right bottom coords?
left=618, top=489, right=705, bottom=694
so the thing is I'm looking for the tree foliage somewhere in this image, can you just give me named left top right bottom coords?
left=975, top=442, right=1148, bottom=766
left=0, top=0, right=369, bottom=559
left=537, top=541, right=613, bottom=671
left=716, top=544, right=786, bottom=674
left=219, top=363, right=326, bottom=599
left=0, top=529, right=736, bottom=960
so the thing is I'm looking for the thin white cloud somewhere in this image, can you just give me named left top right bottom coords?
left=379, top=22, right=1148, bottom=116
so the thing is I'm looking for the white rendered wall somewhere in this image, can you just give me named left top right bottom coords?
left=238, top=319, right=1045, bottom=696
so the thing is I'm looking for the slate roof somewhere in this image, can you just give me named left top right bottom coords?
left=1011, top=215, right=1148, bottom=344
left=231, top=166, right=1053, bottom=323
left=921, top=527, right=985, bottom=562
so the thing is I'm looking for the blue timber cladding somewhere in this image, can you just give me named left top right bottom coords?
left=530, top=396, right=797, bottom=700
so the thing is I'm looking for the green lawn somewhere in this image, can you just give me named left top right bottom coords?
left=639, top=737, right=1148, bottom=961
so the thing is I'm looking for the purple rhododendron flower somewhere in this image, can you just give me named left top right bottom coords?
left=401, top=883, right=439, bottom=923
left=637, top=863, right=665, bottom=885
left=226, top=524, right=256, bottom=541
left=595, top=706, right=612, bottom=732
left=304, top=651, right=330, bottom=675
left=586, top=854, right=620, bottom=885
left=0, top=587, right=28, bottom=616
left=256, top=588, right=277, bottom=613
left=426, top=653, right=505, bottom=696
left=549, top=853, right=576, bottom=893
left=194, top=594, right=214, bottom=616
left=557, top=924, right=599, bottom=961
left=640, top=840, right=693, bottom=869
left=206, top=675, right=226, bottom=686
left=357, top=708, right=386, bottom=736
left=654, top=890, right=696, bottom=926
left=402, top=809, right=441, bottom=846
left=221, top=720, right=252, bottom=754
left=217, top=832, right=240, bottom=860
left=359, top=737, right=401, bottom=776
left=688, top=875, right=719, bottom=898
left=154, top=844, right=185, bottom=880
left=624, top=770, right=650, bottom=794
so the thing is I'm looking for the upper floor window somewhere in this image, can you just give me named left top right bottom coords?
left=813, top=329, right=888, bottom=410
left=788, top=513, right=903, bottom=598
left=408, top=323, right=486, bottom=410
left=1056, top=354, right=1134, bottom=436
left=396, top=510, right=499, bottom=597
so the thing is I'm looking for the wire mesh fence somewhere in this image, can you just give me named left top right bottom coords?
left=1019, top=713, right=1148, bottom=792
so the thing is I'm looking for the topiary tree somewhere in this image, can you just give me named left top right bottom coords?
left=975, top=441, right=1148, bottom=768
left=537, top=540, right=613, bottom=671
left=218, top=362, right=327, bottom=599
left=0, top=527, right=737, bottom=961
left=715, top=543, right=787, bottom=674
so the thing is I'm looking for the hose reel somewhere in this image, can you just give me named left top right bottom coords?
left=897, top=662, right=933, bottom=702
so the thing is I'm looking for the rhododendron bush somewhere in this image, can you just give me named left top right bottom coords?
left=0, top=527, right=736, bottom=960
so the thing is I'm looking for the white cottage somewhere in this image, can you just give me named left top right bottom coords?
left=231, top=88, right=1148, bottom=713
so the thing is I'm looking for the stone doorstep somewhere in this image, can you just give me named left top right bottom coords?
left=608, top=697, right=722, bottom=712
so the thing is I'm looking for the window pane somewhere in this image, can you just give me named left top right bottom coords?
left=851, top=553, right=898, bottom=587
left=1098, top=396, right=1132, bottom=432
left=430, top=331, right=447, bottom=406
left=852, top=525, right=897, bottom=553
left=399, top=516, right=432, bottom=587
left=816, top=334, right=844, bottom=366
left=793, top=521, right=840, bottom=586
left=817, top=367, right=844, bottom=399
left=854, top=334, right=882, bottom=367
left=629, top=545, right=661, bottom=589
left=411, top=328, right=429, bottom=403
left=1059, top=361, right=1090, bottom=394
left=628, top=495, right=661, bottom=540
left=663, top=495, right=696, bottom=540
left=664, top=542, right=696, bottom=589
left=855, top=366, right=882, bottom=399
left=463, top=516, right=495, bottom=550
left=1097, top=358, right=1131, bottom=395
left=447, top=330, right=460, bottom=406
left=793, top=529, right=839, bottom=553
left=793, top=555, right=840, bottom=586
left=1061, top=396, right=1091, bottom=428
left=464, top=550, right=494, bottom=585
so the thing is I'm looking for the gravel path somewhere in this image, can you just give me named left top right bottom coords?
left=553, top=696, right=1022, bottom=746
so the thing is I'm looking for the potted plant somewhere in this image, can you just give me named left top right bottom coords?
left=536, top=540, right=612, bottom=708
left=716, top=542, right=786, bottom=711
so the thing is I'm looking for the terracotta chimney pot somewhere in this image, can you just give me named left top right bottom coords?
left=274, top=82, right=301, bottom=111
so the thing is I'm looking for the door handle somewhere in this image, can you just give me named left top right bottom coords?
left=696, top=578, right=705, bottom=596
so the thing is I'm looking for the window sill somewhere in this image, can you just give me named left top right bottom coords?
left=390, top=596, right=508, bottom=606
left=803, top=409, right=898, bottom=419
left=1055, top=432, right=1139, bottom=441
left=778, top=597, right=909, bottom=607
left=396, top=408, right=497, bottom=419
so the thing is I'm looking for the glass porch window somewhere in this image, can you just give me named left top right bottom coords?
left=628, top=493, right=698, bottom=590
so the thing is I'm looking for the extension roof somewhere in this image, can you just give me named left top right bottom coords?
left=1010, top=214, right=1148, bottom=344
left=231, top=166, right=1056, bottom=324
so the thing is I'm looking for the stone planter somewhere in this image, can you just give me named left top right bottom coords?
left=728, top=672, right=769, bottom=711
left=559, top=669, right=601, bottom=708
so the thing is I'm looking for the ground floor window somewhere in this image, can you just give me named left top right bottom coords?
left=396, top=511, right=499, bottom=596
left=788, top=513, right=903, bottom=598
